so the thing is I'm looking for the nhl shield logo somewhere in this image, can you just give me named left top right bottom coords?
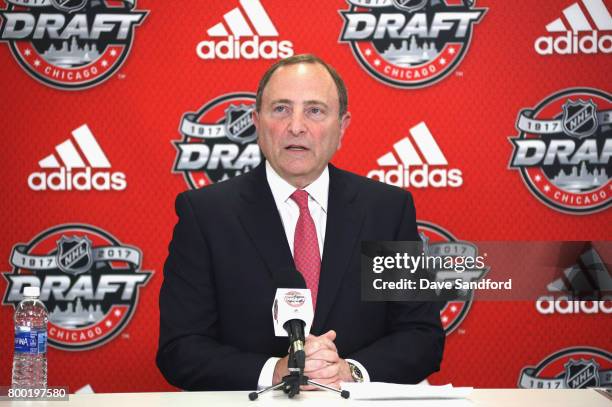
left=564, top=359, right=600, bottom=388
left=225, top=104, right=257, bottom=144
left=562, top=99, right=599, bottom=139
left=50, top=0, right=88, bottom=13
left=392, top=0, right=427, bottom=13
left=57, top=235, right=93, bottom=276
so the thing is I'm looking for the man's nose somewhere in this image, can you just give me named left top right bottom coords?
left=287, top=111, right=306, bottom=136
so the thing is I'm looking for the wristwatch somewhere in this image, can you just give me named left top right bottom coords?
left=348, top=361, right=364, bottom=383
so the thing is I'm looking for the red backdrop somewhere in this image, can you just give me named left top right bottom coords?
left=1, top=0, right=610, bottom=393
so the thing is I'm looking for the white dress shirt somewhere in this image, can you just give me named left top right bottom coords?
left=257, top=161, right=370, bottom=388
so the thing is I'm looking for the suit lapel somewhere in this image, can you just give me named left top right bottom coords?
left=237, top=163, right=299, bottom=286
left=312, top=165, right=365, bottom=333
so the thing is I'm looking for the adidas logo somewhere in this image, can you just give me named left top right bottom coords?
left=196, top=0, right=294, bottom=60
left=28, top=124, right=127, bottom=191
left=535, top=0, right=612, bottom=55
left=536, top=247, right=612, bottom=314
left=367, top=122, right=463, bottom=189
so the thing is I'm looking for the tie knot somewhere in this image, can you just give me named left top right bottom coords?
left=290, top=189, right=309, bottom=210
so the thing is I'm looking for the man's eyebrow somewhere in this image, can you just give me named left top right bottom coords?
left=304, top=100, right=329, bottom=109
left=268, top=99, right=329, bottom=109
left=270, top=98, right=293, bottom=105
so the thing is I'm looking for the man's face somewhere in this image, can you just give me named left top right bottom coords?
left=253, top=62, right=351, bottom=188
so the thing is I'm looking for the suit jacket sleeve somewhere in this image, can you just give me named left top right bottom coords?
left=156, top=192, right=269, bottom=390
left=346, top=191, right=445, bottom=383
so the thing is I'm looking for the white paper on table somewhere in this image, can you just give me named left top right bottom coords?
left=340, top=382, right=473, bottom=400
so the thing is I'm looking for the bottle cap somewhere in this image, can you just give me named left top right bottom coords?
left=23, top=286, right=40, bottom=297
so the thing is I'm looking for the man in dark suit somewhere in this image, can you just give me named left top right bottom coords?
left=157, top=54, right=444, bottom=391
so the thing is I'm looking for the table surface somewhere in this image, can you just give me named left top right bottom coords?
left=2, top=388, right=611, bottom=407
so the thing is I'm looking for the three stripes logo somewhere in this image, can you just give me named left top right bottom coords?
left=196, top=0, right=293, bottom=60
left=28, top=124, right=127, bottom=191
left=535, top=0, right=612, bottom=55
left=535, top=246, right=612, bottom=315
left=367, top=122, right=463, bottom=188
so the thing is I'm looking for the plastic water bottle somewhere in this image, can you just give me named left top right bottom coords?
left=12, top=286, right=48, bottom=388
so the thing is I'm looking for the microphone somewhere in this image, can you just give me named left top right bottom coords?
left=272, top=288, right=314, bottom=370
left=249, top=280, right=348, bottom=402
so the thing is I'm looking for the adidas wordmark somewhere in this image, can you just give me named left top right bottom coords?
left=28, top=124, right=127, bottom=191
left=367, top=122, right=463, bottom=189
left=196, top=0, right=294, bottom=60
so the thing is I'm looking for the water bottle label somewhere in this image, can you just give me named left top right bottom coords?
left=14, top=329, right=47, bottom=354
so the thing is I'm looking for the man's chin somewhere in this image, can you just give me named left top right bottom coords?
left=278, top=161, right=315, bottom=176
left=277, top=165, right=323, bottom=187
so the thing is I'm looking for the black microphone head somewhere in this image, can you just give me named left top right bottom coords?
left=284, top=319, right=306, bottom=342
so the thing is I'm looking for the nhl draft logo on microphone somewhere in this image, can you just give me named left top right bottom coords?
left=417, top=221, right=488, bottom=335
left=339, top=0, right=486, bottom=88
left=173, top=92, right=261, bottom=189
left=509, top=88, right=611, bottom=214
left=2, top=224, right=152, bottom=350
left=518, top=347, right=611, bottom=388
left=0, top=0, right=147, bottom=90
left=284, top=291, right=306, bottom=308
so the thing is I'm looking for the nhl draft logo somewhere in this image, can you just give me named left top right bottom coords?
left=509, top=88, right=612, bottom=214
left=0, top=0, right=147, bottom=90
left=339, top=0, right=486, bottom=89
left=418, top=221, right=488, bottom=334
left=519, top=347, right=611, bottom=388
left=2, top=224, right=151, bottom=350
left=173, top=92, right=261, bottom=189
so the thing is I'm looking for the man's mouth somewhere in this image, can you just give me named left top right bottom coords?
left=285, top=145, right=308, bottom=151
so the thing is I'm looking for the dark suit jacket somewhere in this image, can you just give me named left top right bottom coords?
left=157, top=163, right=444, bottom=390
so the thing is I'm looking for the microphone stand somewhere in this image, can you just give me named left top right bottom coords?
left=248, top=345, right=350, bottom=400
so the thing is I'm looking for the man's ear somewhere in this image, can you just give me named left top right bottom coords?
left=337, top=111, right=351, bottom=149
left=252, top=109, right=260, bottom=130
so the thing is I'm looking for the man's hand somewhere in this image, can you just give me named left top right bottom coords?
left=303, top=330, right=353, bottom=389
left=272, top=354, right=288, bottom=386
left=272, top=330, right=354, bottom=390
left=303, top=330, right=340, bottom=389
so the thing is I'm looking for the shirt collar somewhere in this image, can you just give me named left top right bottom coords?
left=265, top=161, right=329, bottom=213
